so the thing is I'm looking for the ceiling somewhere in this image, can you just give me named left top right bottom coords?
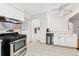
left=10, top=3, right=62, bottom=15
left=9, top=3, right=79, bottom=18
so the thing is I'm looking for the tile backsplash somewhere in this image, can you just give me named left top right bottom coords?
left=0, top=22, right=21, bottom=33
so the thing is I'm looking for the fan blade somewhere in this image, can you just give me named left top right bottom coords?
left=58, top=3, right=70, bottom=11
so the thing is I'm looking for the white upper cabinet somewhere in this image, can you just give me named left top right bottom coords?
left=0, top=4, right=24, bottom=21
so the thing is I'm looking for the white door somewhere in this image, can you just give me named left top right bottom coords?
left=31, top=19, right=40, bottom=42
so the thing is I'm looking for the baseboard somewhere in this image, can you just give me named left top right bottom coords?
left=53, top=45, right=76, bottom=49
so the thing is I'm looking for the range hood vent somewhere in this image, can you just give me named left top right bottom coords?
left=0, top=16, right=5, bottom=22
left=0, top=16, right=22, bottom=24
left=0, top=16, right=22, bottom=29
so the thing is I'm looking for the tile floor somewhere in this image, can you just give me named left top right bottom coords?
left=25, top=41, right=79, bottom=56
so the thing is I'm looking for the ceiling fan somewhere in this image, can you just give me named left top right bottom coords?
left=52, top=3, right=72, bottom=16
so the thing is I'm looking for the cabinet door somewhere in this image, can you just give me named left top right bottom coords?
left=0, top=4, right=14, bottom=18
left=59, top=34, right=65, bottom=46
left=71, top=35, right=77, bottom=47
left=54, top=34, right=60, bottom=45
left=66, top=34, right=77, bottom=47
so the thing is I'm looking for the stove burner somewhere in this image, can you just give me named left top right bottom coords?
left=0, top=32, right=26, bottom=42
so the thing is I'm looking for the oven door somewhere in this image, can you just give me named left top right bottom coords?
left=10, top=38, right=26, bottom=56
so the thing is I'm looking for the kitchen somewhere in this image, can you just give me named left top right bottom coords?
left=0, top=3, right=79, bottom=56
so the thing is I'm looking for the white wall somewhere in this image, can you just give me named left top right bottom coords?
left=31, top=19, right=40, bottom=28
left=48, top=13, right=69, bottom=32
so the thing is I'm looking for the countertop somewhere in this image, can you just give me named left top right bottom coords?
left=46, top=32, right=53, bottom=33
left=46, top=32, right=54, bottom=37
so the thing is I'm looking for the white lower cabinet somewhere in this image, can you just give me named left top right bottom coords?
left=54, top=34, right=60, bottom=45
left=54, top=34, right=66, bottom=46
left=54, top=33, right=77, bottom=48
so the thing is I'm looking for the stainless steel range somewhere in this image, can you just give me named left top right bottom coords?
left=0, top=32, right=27, bottom=56
left=10, top=37, right=26, bottom=56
